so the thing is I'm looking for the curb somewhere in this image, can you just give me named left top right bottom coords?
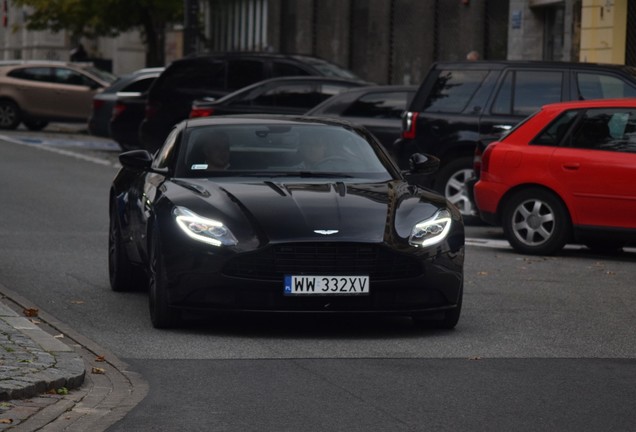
left=0, top=302, right=85, bottom=401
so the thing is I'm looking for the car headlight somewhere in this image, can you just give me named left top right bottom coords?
left=173, top=206, right=238, bottom=246
left=409, top=209, right=452, bottom=247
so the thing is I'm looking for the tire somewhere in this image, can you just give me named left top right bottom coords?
left=0, top=100, right=21, bottom=130
left=108, top=205, right=145, bottom=292
left=413, top=284, right=463, bottom=330
left=434, top=157, right=476, bottom=217
left=23, top=118, right=49, bottom=131
left=148, top=227, right=180, bottom=329
left=502, top=188, right=571, bottom=255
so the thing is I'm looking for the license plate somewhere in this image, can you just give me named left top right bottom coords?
left=284, top=275, right=370, bottom=296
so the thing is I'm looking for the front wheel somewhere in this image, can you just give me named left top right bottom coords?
left=148, top=228, right=180, bottom=329
left=108, top=205, right=145, bottom=292
left=434, top=157, right=475, bottom=217
left=502, top=188, right=571, bottom=255
left=0, top=100, right=21, bottom=130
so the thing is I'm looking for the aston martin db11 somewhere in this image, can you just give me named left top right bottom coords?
left=108, top=115, right=465, bottom=329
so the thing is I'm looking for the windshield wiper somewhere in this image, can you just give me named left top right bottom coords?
left=234, top=171, right=354, bottom=178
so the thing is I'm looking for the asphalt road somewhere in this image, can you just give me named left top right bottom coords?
left=1, top=128, right=635, bottom=431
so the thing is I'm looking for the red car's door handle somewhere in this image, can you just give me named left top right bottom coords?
left=562, top=162, right=580, bottom=170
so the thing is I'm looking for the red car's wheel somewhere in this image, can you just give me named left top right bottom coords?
left=502, top=188, right=571, bottom=255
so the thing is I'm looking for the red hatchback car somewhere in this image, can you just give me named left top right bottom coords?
left=474, top=98, right=636, bottom=255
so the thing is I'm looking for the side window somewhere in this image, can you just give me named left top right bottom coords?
left=54, top=68, right=93, bottom=86
left=342, top=91, right=411, bottom=119
left=272, top=62, right=311, bottom=77
left=153, top=127, right=181, bottom=168
left=571, top=108, right=636, bottom=153
left=7, top=67, right=52, bottom=82
left=493, top=70, right=563, bottom=116
left=250, top=83, right=316, bottom=108
left=532, top=110, right=579, bottom=146
left=316, top=84, right=355, bottom=104
left=227, top=60, right=265, bottom=90
left=577, top=73, right=636, bottom=99
left=423, top=70, right=488, bottom=113
left=158, top=61, right=226, bottom=98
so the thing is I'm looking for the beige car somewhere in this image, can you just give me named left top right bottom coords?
left=0, top=61, right=116, bottom=130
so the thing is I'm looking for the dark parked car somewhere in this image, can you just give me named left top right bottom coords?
left=305, top=85, right=416, bottom=151
left=109, top=115, right=465, bottom=329
left=139, top=52, right=360, bottom=152
left=393, top=60, right=636, bottom=217
left=110, top=92, right=151, bottom=151
left=88, top=67, right=163, bottom=138
left=189, top=76, right=369, bottom=119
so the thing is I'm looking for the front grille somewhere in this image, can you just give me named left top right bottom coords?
left=223, top=243, right=422, bottom=281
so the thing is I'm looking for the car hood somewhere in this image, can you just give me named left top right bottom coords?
left=168, top=178, right=448, bottom=246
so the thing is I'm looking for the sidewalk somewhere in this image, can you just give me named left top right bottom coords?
left=0, top=300, right=85, bottom=428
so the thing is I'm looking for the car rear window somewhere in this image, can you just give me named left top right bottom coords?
left=422, top=70, right=488, bottom=113
left=342, top=91, right=414, bottom=119
left=576, top=73, right=636, bottom=99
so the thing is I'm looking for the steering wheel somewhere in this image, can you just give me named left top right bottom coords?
left=313, top=156, right=351, bottom=170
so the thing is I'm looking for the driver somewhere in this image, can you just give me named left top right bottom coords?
left=297, top=131, right=329, bottom=169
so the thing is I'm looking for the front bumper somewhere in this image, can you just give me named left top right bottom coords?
left=162, top=243, right=464, bottom=315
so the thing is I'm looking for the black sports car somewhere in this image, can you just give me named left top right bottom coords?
left=109, top=115, right=465, bottom=329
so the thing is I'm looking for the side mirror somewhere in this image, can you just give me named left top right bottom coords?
left=119, top=149, right=153, bottom=170
left=409, top=153, right=440, bottom=175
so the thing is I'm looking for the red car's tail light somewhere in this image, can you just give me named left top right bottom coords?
left=401, top=111, right=418, bottom=139
left=189, top=107, right=215, bottom=118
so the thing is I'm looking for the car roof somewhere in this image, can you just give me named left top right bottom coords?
left=184, top=114, right=363, bottom=129
left=541, top=97, right=636, bottom=112
left=0, top=60, right=93, bottom=68
left=431, top=60, right=636, bottom=73
left=195, top=76, right=371, bottom=106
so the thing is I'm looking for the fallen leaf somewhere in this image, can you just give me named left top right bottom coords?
left=95, top=355, right=106, bottom=362
left=53, top=334, right=64, bottom=339
left=56, top=387, right=69, bottom=395
left=468, top=356, right=482, bottom=361
left=606, top=271, right=615, bottom=275
left=0, top=418, right=13, bottom=424
left=91, top=367, right=106, bottom=374
left=477, top=271, right=488, bottom=276
left=70, top=300, right=85, bottom=305
left=23, top=308, right=39, bottom=317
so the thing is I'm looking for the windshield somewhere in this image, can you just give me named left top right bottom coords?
left=174, top=123, right=392, bottom=181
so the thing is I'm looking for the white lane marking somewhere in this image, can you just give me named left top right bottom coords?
left=466, top=237, right=636, bottom=253
left=0, top=134, right=119, bottom=167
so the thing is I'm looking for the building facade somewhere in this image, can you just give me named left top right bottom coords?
left=0, top=1, right=149, bottom=74
left=2, top=0, right=635, bottom=79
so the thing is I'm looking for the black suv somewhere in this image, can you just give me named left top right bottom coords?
left=393, top=60, right=636, bottom=217
left=139, top=52, right=360, bottom=152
